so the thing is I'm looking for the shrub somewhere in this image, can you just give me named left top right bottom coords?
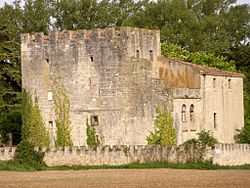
left=234, top=119, right=250, bottom=144
left=182, top=130, right=218, bottom=162
left=86, top=118, right=100, bottom=150
left=147, top=106, right=176, bottom=145
left=14, top=140, right=46, bottom=169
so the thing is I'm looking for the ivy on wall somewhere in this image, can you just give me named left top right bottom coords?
left=52, top=79, right=73, bottom=147
left=86, top=118, right=99, bottom=149
left=21, top=90, right=49, bottom=147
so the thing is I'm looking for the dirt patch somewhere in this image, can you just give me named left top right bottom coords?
left=1, top=169, right=250, bottom=188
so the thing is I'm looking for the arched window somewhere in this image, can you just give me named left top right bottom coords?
left=181, top=104, right=186, bottom=122
left=190, top=104, right=194, bottom=122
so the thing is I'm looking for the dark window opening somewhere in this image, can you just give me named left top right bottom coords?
left=213, top=78, right=216, bottom=88
left=214, top=113, right=217, bottom=129
left=49, top=121, right=53, bottom=128
left=181, top=104, right=186, bottom=122
left=150, top=50, right=153, bottom=61
left=96, top=135, right=99, bottom=142
left=136, top=50, right=140, bottom=58
left=46, top=59, right=49, bottom=63
left=91, top=115, right=99, bottom=126
left=228, top=79, right=231, bottom=89
left=90, top=56, right=94, bottom=62
left=190, top=104, right=194, bottom=122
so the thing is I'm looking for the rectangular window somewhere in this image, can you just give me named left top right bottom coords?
left=49, top=121, right=53, bottom=128
left=228, top=79, right=231, bottom=89
left=214, top=113, right=217, bottom=129
left=213, top=78, right=216, bottom=88
left=91, top=115, right=99, bottom=126
left=136, top=50, right=140, bottom=58
left=150, top=50, right=153, bottom=61
left=48, top=91, right=52, bottom=101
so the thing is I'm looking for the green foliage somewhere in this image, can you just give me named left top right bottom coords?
left=234, top=119, right=250, bottom=144
left=13, top=140, right=46, bottom=169
left=183, top=130, right=218, bottom=149
left=147, top=106, right=176, bottom=145
left=2, top=161, right=250, bottom=171
left=0, top=2, right=22, bottom=145
left=86, top=118, right=99, bottom=149
left=161, top=43, right=236, bottom=71
left=52, top=79, right=72, bottom=147
left=0, top=111, right=21, bottom=145
left=182, top=130, right=218, bottom=161
left=21, top=90, right=50, bottom=147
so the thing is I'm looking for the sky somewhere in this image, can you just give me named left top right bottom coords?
left=0, top=0, right=250, bottom=7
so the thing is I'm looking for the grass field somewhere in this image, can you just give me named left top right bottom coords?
left=1, top=160, right=250, bottom=172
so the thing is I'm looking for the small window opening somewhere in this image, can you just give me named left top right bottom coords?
left=49, top=121, right=53, bottom=128
left=228, top=79, right=231, bottom=89
left=150, top=50, right=153, bottom=61
left=214, top=113, right=217, bottom=129
left=190, top=104, right=194, bottom=122
left=90, top=56, right=94, bottom=62
left=91, top=115, right=99, bottom=126
left=48, top=91, right=52, bottom=101
left=46, top=59, right=49, bottom=63
left=213, top=78, right=216, bottom=88
left=181, top=104, right=187, bottom=122
left=136, top=50, right=140, bottom=58
left=96, top=135, right=99, bottom=142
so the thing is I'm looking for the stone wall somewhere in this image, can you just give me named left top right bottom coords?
left=1, top=144, right=250, bottom=166
left=201, top=75, right=244, bottom=143
left=0, top=147, right=16, bottom=161
left=21, top=27, right=166, bottom=146
left=213, top=144, right=250, bottom=166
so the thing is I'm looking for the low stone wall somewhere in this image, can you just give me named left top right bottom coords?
left=42, top=145, right=200, bottom=166
left=0, top=147, right=16, bottom=161
left=213, top=144, right=250, bottom=166
left=1, top=144, right=250, bottom=166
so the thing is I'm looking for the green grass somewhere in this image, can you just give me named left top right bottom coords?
left=1, top=160, right=250, bottom=171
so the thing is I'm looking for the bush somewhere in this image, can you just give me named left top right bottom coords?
left=234, top=119, right=250, bottom=144
left=147, top=106, right=176, bottom=145
left=86, top=119, right=100, bottom=150
left=182, top=130, right=218, bottom=162
left=14, top=140, right=46, bottom=169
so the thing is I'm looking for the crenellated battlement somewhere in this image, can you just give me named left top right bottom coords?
left=21, top=27, right=160, bottom=46
left=1, top=144, right=250, bottom=166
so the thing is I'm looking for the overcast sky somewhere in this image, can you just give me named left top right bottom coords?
left=0, top=0, right=250, bottom=7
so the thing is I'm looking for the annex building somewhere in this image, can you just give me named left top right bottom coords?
left=21, top=27, right=244, bottom=146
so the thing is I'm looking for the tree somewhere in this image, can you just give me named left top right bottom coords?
left=147, top=106, right=176, bottom=145
left=22, top=0, right=53, bottom=33
left=161, top=43, right=236, bottom=71
left=0, top=2, right=23, bottom=145
left=21, top=90, right=50, bottom=147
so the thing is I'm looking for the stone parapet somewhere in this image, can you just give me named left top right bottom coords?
left=213, top=144, right=250, bottom=166
left=0, top=147, right=16, bottom=161
left=1, top=144, right=250, bottom=166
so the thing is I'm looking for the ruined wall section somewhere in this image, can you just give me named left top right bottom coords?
left=154, top=57, right=201, bottom=89
left=21, top=27, right=165, bottom=146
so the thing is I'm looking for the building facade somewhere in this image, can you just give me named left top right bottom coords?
left=21, top=27, right=244, bottom=146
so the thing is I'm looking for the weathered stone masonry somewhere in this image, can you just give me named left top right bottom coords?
left=1, top=144, right=250, bottom=166
left=21, top=27, right=244, bottom=146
